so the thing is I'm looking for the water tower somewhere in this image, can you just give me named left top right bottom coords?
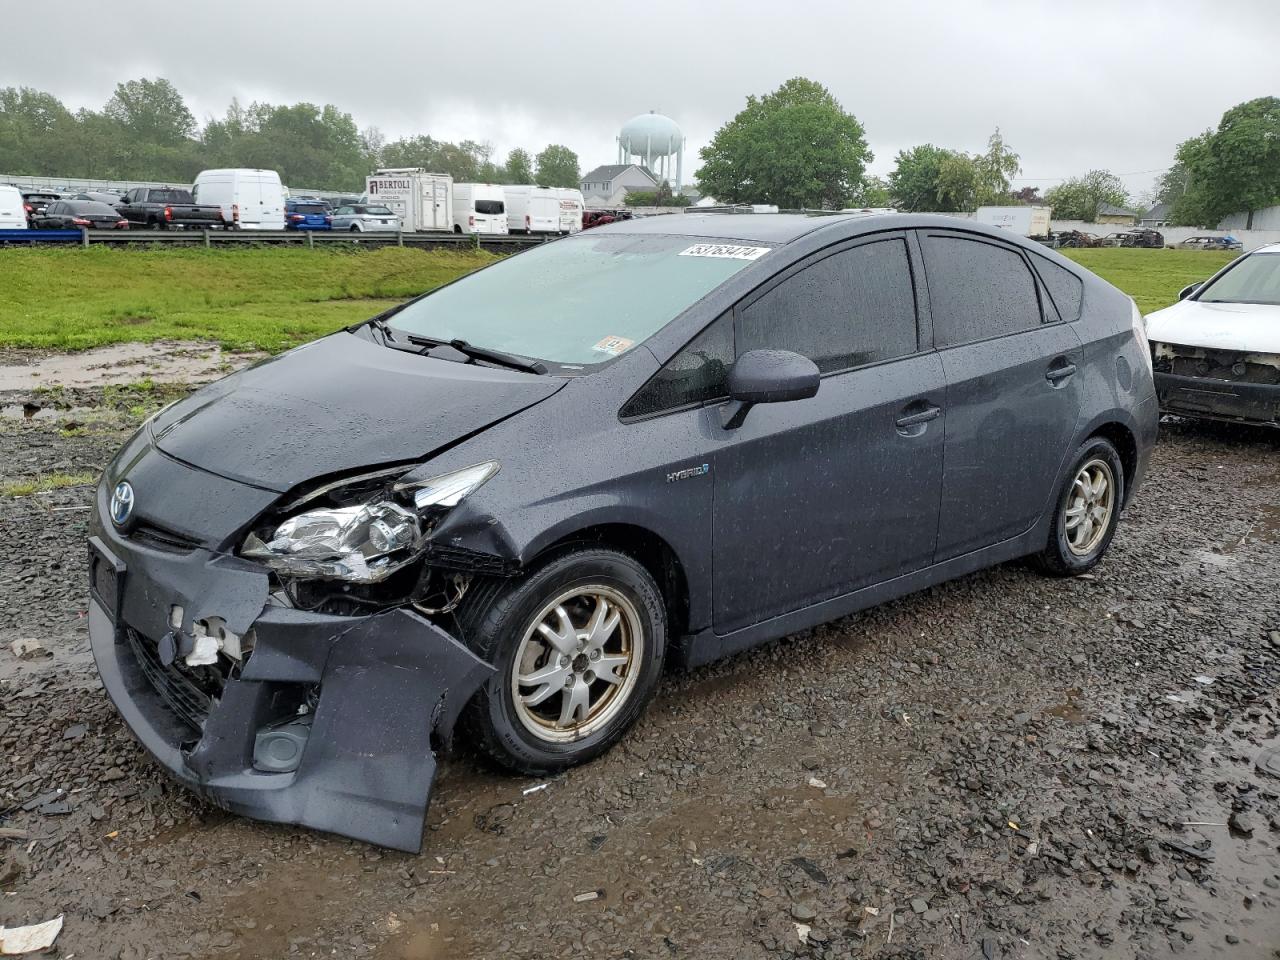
left=617, top=111, right=685, bottom=191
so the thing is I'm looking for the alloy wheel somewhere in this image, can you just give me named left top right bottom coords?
left=1065, top=459, right=1115, bottom=556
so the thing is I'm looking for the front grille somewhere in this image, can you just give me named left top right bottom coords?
left=129, top=522, right=200, bottom=554
left=123, top=626, right=212, bottom=730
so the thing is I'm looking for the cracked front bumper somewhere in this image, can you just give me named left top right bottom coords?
left=1156, top=371, right=1280, bottom=425
left=88, top=518, right=494, bottom=852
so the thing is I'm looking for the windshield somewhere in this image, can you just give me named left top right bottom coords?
left=1198, top=253, right=1280, bottom=305
left=389, top=234, right=767, bottom=367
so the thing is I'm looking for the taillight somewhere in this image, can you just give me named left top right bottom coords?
left=232, top=203, right=239, bottom=223
left=163, top=206, right=173, bottom=221
left=469, top=215, right=475, bottom=226
left=525, top=215, right=531, bottom=228
left=289, top=213, right=304, bottom=221
left=324, top=215, right=332, bottom=223
left=116, top=219, right=129, bottom=228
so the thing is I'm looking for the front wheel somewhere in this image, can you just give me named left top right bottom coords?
left=458, top=548, right=667, bottom=774
left=1032, top=437, right=1125, bottom=576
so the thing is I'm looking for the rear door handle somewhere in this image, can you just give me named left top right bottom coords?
left=895, top=405, right=942, bottom=428
left=1046, top=361, right=1077, bottom=383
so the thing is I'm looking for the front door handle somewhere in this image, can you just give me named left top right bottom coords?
left=896, top=404, right=947, bottom=437
left=1046, top=361, right=1078, bottom=383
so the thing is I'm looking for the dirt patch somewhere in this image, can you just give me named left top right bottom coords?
left=0, top=340, right=265, bottom=391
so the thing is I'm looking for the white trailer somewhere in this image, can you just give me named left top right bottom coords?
left=554, top=187, right=584, bottom=233
left=975, top=205, right=1052, bottom=237
left=503, top=185, right=561, bottom=234
left=364, top=169, right=453, bottom=232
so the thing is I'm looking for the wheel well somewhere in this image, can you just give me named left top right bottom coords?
left=1090, top=422, right=1137, bottom=503
left=531, top=524, right=690, bottom=638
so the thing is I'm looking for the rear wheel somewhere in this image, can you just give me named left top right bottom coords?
left=349, top=224, right=361, bottom=233
left=458, top=549, right=666, bottom=774
left=1032, top=437, right=1125, bottom=576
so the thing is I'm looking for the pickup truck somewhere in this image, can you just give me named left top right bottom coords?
left=116, top=188, right=225, bottom=229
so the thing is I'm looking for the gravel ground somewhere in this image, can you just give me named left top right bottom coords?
left=1, top=394, right=1277, bottom=960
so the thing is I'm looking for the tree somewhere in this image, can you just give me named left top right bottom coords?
left=1169, top=98, right=1280, bottom=227
left=848, top=175, right=891, bottom=207
left=1042, top=170, right=1129, bottom=221
left=505, top=148, right=533, bottom=184
left=1010, top=186, right=1042, bottom=204
left=535, top=144, right=580, bottom=188
left=973, top=127, right=1021, bottom=205
left=696, top=77, right=872, bottom=208
left=104, top=78, right=195, bottom=145
left=887, top=144, right=977, bottom=212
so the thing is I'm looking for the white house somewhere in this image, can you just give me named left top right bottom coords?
left=580, top=164, right=660, bottom=207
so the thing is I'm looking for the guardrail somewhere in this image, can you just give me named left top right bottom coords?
left=0, top=228, right=549, bottom=252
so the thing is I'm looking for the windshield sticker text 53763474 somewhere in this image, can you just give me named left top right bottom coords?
left=678, top=243, right=770, bottom=261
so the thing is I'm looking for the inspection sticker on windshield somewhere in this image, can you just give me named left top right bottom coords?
left=593, top=335, right=635, bottom=356
left=678, top=243, right=769, bottom=261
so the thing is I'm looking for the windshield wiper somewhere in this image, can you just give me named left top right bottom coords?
left=405, top=335, right=548, bottom=375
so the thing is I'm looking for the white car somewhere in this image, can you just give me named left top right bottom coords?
left=331, top=203, right=402, bottom=233
left=1146, top=242, right=1280, bottom=426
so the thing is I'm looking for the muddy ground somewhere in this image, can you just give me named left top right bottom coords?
left=1, top=359, right=1278, bottom=959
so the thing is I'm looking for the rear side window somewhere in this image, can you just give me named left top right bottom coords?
left=621, top=313, right=734, bottom=418
left=922, top=235, right=1042, bottom=347
left=474, top=200, right=504, bottom=215
left=1031, top=253, right=1084, bottom=322
left=738, top=239, right=918, bottom=373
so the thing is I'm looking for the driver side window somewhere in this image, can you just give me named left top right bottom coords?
left=620, top=314, right=734, bottom=419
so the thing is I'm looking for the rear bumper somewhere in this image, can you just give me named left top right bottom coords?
left=1155, top=371, right=1280, bottom=425
left=88, top=515, right=494, bottom=851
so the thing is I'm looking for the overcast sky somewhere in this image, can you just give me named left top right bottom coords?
left=4, top=0, right=1276, bottom=199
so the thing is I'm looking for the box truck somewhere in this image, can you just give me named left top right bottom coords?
left=503, top=185, right=561, bottom=234
left=452, top=183, right=508, bottom=235
left=555, top=187, right=584, bottom=233
left=974, top=205, right=1052, bottom=237
left=364, top=169, right=453, bottom=232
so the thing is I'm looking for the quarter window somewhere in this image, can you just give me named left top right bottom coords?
left=737, top=239, right=918, bottom=373
left=620, top=313, right=734, bottom=418
left=1031, top=252, right=1084, bottom=322
left=922, top=235, right=1042, bottom=347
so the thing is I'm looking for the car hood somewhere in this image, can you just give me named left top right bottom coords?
left=1145, top=299, right=1280, bottom=354
left=152, top=331, right=565, bottom=493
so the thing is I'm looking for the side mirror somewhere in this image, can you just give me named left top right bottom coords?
left=1178, top=281, right=1202, bottom=301
left=721, top=349, right=820, bottom=429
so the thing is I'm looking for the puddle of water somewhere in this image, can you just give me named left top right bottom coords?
left=0, top=341, right=264, bottom=391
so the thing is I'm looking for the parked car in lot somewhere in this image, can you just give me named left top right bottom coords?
left=192, top=168, right=287, bottom=230
left=1178, top=235, right=1243, bottom=252
left=0, top=184, right=28, bottom=229
left=88, top=214, right=1156, bottom=851
left=284, top=199, right=333, bottom=230
left=116, top=187, right=225, bottom=229
left=1147, top=242, right=1278, bottom=425
left=20, top=191, right=61, bottom=224
left=32, top=199, right=129, bottom=230
left=330, top=203, right=401, bottom=232
left=73, top=191, right=126, bottom=206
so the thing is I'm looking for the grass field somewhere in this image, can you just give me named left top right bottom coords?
left=0, top=246, right=495, bottom=352
left=0, top=244, right=1236, bottom=354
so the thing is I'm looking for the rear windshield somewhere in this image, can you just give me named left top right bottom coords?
left=293, top=203, right=327, bottom=214
left=356, top=205, right=393, bottom=216
left=68, top=201, right=118, bottom=216
left=389, top=233, right=768, bottom=367
left=149, top=189, right=193, bottom=203
left=474, top=200, right=505, bottom=215
left=1197, top=253, right=1280, bottom=306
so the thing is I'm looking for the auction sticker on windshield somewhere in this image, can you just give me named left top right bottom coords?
left=593, top=335, right=635, bottom=356
left=678, top=243, right=770, bottom=260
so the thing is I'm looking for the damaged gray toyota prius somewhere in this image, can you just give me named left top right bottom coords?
left=89, top=214, right=1158, bottom=850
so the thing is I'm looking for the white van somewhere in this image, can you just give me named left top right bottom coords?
left=0, top=185, right=28, bottom=230
left=192, top=169, right=286, bottom=230
left=554, top=187, right=584, bottom=233
left=452, top=183, right=509, bottom=235
left=503, top=185, right=560, bottom=234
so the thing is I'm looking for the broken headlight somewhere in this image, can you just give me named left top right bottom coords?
left=242, top=461, right=499, bottom=583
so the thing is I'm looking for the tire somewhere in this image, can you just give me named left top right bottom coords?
left=1032, top=437, right=1125, bottom=577
left=349, top=224, right=360, bottom=233
left=457, top=548, right=667, bottom=774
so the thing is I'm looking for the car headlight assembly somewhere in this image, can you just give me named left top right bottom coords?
left=242, top=461, right=498, bottom=583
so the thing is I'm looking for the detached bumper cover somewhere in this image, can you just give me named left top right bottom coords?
left=1155, top=371, right=1280, bottom=425
left=88, top=524, right=494, bottom=852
